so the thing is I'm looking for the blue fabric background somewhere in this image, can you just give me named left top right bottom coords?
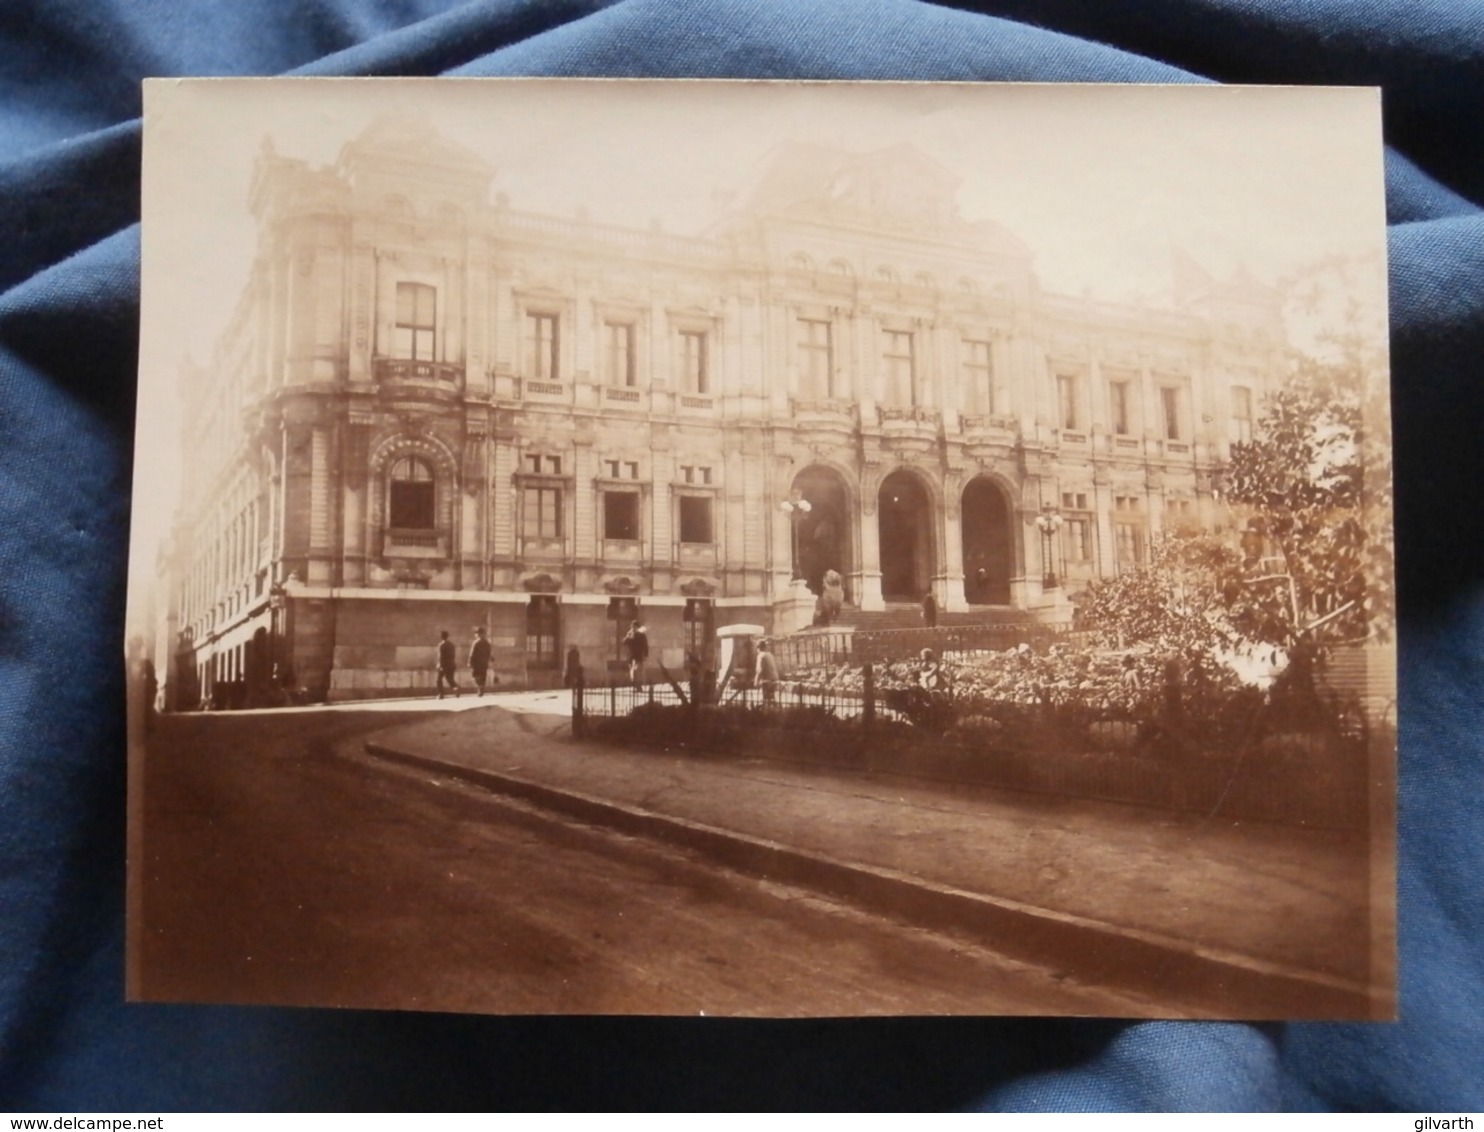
left=2, top=0, right=1480, bottom=1112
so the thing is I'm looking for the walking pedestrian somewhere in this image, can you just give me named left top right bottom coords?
left=622, top=620, right=649, bottom=688
left=755, top=641, right=779, bottom=707
left=435, top=629, right=460, bottom=698
left=468, top=626, right=492, bottom=696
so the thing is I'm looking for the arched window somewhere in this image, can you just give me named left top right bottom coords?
left=389, top=457, right=435, bottom=530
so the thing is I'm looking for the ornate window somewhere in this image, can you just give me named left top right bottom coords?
left=684, top=598, right=715, bottom=663
left=679, top=496, right=713, bottom=545
left=393, top=283, right=436, bottom=361
left=1109, top=379, right=1133, bottom=436
left=1114, top=494, right=1145, bottom=571
left=1232, top=385, right=1253, bottom=443
left=527, top=312, right=560, bottom=380
left=518, top=453, right=566, bottom=551
left=388, top=457, right=435, bottom=531
left=798, top=317, right=833, bottom=398
left=526, top=596, right=560, bottom=670
left=605, top=320, right=636, bottom=387
left=1061, top=491, right=1093, bottom=565
left=1057, top=374, right=1082, bottom=431
left=882, top=328, right=916, bottom=406
left=963, top=339, right=992, bottom=415
left=604, top=492, right=641, bottom=540
left=679, top=329, right=709, bottom=395
left=1160, top=385, right=1183, bottom=441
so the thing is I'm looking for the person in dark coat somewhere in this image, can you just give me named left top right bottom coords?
left=921, top=591, right=939, bottom=629
left=563, top=644, right=583, bottom=688
left=435, top=629, right=460, bottom=699
left=468, top=626, right=492, bottom=696
left=622, top=620, right=649, bottom=688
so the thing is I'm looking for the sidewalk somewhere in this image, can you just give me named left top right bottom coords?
left=364, top=700, right=1383, bottom=1018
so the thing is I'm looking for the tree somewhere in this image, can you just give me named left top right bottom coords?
left=1079, top=530, right=1242, bottom=657
left=1221, top=346, right=1393, bottom=654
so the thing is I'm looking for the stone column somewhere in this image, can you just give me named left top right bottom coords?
left=942, top=492, right=967, bottom=612
left=857, top=476, right=884, bottom=611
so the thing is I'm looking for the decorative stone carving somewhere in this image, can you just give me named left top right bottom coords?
left=522, top=572, right=562, bottom=593
left=679, top=577, right=717, bottom=597
left=603, top=575, right=641, bottom=595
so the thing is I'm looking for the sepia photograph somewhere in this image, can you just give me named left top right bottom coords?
left=126, top=77, right=1395, bottom=1019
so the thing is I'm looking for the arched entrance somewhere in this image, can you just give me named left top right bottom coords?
left=961, top=476, right=1014, bottom=605
left=790, top=466, right=852, bottom=598
left=877, top=469, right=935, bottom=601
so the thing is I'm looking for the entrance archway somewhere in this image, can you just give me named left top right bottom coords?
left=790, top=466, right=852, bottom=598
left=877, top=469, right=935, bottom=601
left=961, top=476, right=1014, bottom=605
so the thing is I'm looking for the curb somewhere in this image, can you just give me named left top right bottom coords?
left=364, top=739, right=1375, bottom=1019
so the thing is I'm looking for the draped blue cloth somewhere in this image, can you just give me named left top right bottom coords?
left=2, top=0, right=1480, bottom=1111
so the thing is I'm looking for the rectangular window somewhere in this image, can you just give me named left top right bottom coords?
left=605, top=321, right=636, bottom=387
left=607, top=597, right=639, bottom=661
left=1161, top=385, right=1182, bottom=441
left=1232, top=385, right=1253, bottom=443
left=964, top=340, right=992, bottom=414
left=1057, top=374, right=1080, bottom=430
left=527, top=312, right=559, bottom=380
left=679, top=496, right=713, bottom=544
left=526, top=596, right=559, bottom=669
left=883, top=329, right=915, bottom=405
left=393, top=282, right=436, bottom=360
left=679, top=330, right=709, bottom=394
left=604, top=491, right=641, bottom=541
left=1110, top=380, right=1132, bottom=436
left=683, top=599, right=714, bottom=663
left=799, top=318, right=833, bottom=397
left=1064, top=518, right=1091, bottom=563
left=522, top=485, right=562, bottom=541
left=1116, top=523, right=1142, bottom=569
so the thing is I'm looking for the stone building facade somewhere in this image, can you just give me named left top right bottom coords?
left=163, top=118, right=1283, bottom=705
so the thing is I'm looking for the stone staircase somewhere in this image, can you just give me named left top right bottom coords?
left=834, top=603, right=1037, bottom=632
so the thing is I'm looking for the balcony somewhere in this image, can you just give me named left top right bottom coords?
left=959, top=413, right=1017, bottom=438
left=791, top=397, right=858, bottom=425
left=381, top=527, right=449, bottom=559
left=603, top=386, right=646, bottom=411
left=520, top=378, right=567, bottom=402
left=374, top=357, right=462, bottom=384
left=878, top=405, right=941, bottom=432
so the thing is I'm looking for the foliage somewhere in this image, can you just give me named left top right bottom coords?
left=1077, top=531, right=1243, bottom=657
left=1222, top=345, right=1393, bottom=647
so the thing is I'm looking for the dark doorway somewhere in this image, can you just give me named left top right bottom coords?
left=791, top=466, right=852, bottom=598
left=877, top=470, right=935, bottom=601
left=962, top=477, right=1013, bottom=605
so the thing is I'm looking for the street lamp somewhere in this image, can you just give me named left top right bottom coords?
left=778, top=495, right=813, bottom=580
left=1035, top=505, right=1064, bottom=590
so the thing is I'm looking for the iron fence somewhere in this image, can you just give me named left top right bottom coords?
left=765, top=623, right=1098, bottom=677
left=572, top=658, right=1377, bottom=830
